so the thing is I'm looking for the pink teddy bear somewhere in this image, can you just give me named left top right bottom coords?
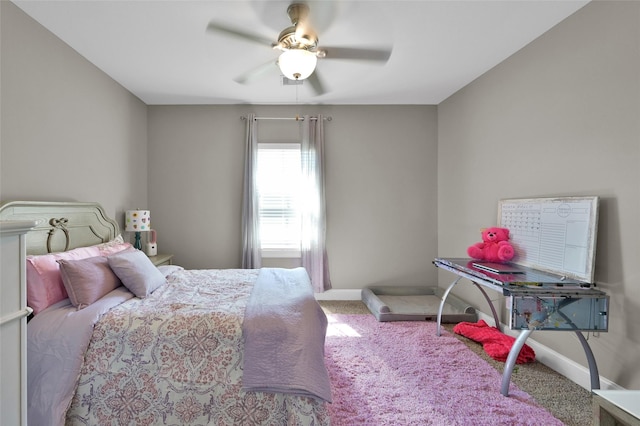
left=467, top=227, right=515, bottom=263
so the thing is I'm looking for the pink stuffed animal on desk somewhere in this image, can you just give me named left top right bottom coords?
left=467, top=227, right=515, bottom=263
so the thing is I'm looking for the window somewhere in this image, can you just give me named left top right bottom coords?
left=256, top=143, right=303, bottom=257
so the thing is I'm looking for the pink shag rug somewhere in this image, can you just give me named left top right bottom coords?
left=325, top=314, right=563, bottom=426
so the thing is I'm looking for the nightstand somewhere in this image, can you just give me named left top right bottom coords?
left=592, top=390, right=640, bottom=426
left=148, top=253, right=173, bottom=266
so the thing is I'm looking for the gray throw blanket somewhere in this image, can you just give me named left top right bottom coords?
left=242, top=267, right=332, bottom=402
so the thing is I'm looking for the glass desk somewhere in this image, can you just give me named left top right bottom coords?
left=434, top=257, right=609, bottom=396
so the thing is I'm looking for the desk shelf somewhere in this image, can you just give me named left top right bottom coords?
left=511, top=293, right=608, bottom=331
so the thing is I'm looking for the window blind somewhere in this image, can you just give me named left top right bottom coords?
left=257, top=143, right=302, bottom=256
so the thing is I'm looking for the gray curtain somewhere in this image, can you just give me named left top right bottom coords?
left=241, top=114, right=261, bottom=269
left=301, top=115, right=332, bottom=292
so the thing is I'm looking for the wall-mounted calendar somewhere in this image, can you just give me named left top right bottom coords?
left=497, top=196, right=599, bottom=283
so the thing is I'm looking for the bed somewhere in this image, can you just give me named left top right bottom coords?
left=0, top=201, right=331, bottom=426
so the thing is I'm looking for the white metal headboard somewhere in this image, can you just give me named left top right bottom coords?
left=0, top=201, right=119, bottom=255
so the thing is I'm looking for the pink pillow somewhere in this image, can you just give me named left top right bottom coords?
left=93, top=235, right=133, bottom=256
left=57, top=256, right=122, bottom=309
left=26, top=246, right=100, bottom=314
left=97, top=242, right=133, bottom=256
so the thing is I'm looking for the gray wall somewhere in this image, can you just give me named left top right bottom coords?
left=147, top=104, right=439, bottom=291
left=0, top=2, right=148, bottom=222
left=438, top=1, right=640, bottom=389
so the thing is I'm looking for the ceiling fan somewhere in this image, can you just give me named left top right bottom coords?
left=206, top=2, right=392, bottom=96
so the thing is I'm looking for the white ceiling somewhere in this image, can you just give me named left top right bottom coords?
left=13, top=0, right=589, bottom=105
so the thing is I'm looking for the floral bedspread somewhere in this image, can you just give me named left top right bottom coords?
left=65, top=269, right=330, bottom=425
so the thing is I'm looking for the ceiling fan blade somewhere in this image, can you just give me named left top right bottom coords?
left=295, top=20, right=318, bottom=47
left=319, top=46, right=392, bottom=62
left=234, top=59, right=277, bottom=85
left=206, top=22, right=273, bottom=46
left=307, top=72, right=326, bottom=96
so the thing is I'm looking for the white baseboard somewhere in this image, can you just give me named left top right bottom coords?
left=315, top=289, right=362, bottom=301
left=476, top=311, right=623, bottom=391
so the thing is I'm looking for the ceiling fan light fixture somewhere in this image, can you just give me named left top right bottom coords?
left=278, top=49, right=317, bottom=80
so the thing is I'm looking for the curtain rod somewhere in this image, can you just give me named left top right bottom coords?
left=240, top=115, right=332, bottom=122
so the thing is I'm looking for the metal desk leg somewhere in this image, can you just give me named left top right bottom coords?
left=501, top=329, right=533, bottom=396
left=575, top=331, right=601, bottom=390
left=556, top=309, right=601, bottom=390
left=472, top=282, right=501, bottom=331
left=437, top=277, right=461, bottom=336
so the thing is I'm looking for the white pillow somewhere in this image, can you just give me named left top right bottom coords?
left=107, top=249, right=166, bottom=298
left=157, top=264, right=184, bottom=277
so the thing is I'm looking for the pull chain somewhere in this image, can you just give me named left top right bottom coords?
left=295, top=81, right=300, bottom=121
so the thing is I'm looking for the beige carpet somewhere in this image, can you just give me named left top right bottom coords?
left=318, top=300, right=593, bottom=426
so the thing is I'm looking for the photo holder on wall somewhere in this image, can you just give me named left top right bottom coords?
left=146, top=229, right=157, bottom=256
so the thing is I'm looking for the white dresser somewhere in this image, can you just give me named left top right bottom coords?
left=1, top=220, right=36, bottom=426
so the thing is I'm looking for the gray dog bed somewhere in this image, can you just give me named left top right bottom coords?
left=362, top=286, right=477, bottom=323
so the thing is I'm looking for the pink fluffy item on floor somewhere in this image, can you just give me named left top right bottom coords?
left=467, top=227, right=515, bottom=263
left=453, top=319, right=536, bottom=364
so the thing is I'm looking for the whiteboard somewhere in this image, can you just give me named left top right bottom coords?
left=497, top=196, right=599, bottom=283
